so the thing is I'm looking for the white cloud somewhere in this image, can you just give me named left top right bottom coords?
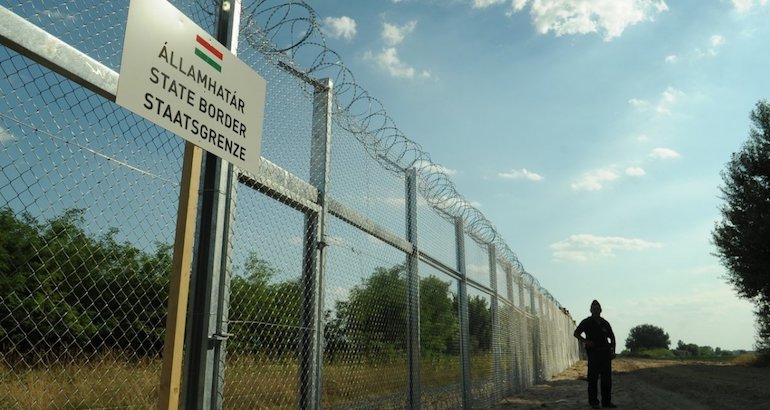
left=0, top=126, right=15, bottom=143
left=498, top=168, right=544, bottom=181
left=413, top=160, right=457, bottom=175
left=664, top=54, right=678, bottom=63
left=706, top=34, right=726, bottom=56
left=710, top=34, right=726, bottom=47
left=656, top=86, right=684, bottom=114
left=551, top=233, right=661, bottom=262
left=367, top=20, right=432, bottom=79
left=473, top=0, right=507, bottom=8
left=364, top=47, right=432, bottom=79
left=630, top=86, right=684, bottom=115
left=625, top=166, right=646, bottom=176
left=693, top=34, right=727, bottom=58
left=649, top=147, right=680, bottom=159
left=571, top=168, right=619, bottom=191
left=637, top=134, right=649, bottom=142
left=507, top=0, right=668, bottom=41
left=732, top=0, right=754, bottom=11
left=628, top=98, right=648, bottom=108
left=382, top=21, right=417, bottom=46
left=732, top=0, right=768, bottom=12
left=322, top=16, right=357, bottom=40
left=365, top=48, right=415, bottom=78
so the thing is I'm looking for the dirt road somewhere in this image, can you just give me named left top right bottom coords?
left=498, top=358, right=769, bottom=409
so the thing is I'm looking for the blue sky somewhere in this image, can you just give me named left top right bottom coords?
left=307, top=0, right=770, bottom=351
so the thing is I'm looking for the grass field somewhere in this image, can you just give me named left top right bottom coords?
left=1, top=352, right=495, bottom=409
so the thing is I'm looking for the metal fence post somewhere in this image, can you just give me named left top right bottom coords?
left=489, top=246, right=501, bottom=403
left=538, top=293, right=553, bottom=379
left=505, top=265, right=516, bottom=395
left=517, top=277, right=528, bottom=387
left=182, top=1, right=241, bottom=408
left=182, top=117, right=238, bottom=409
left=454, top=217, right=471, bottom=409
left=529, top=285, right=540, bottom=383
left=299, top=77, right=333, bottom=410
left=406, top=167, right=421, bottom=409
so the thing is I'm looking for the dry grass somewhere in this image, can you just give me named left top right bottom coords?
left=731, top=352, right=770, bottom=367
left=222, top=355, right=298, bottom=409
left=1, top=352, right=494, bottom=408
left=1, top=353, right=159, bottom=409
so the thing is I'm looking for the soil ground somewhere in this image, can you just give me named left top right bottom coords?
left=498, top=358, right=769, bottom=410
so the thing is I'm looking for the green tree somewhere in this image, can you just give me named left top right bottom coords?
left=698, top=345, right=714, bottom=357
left=712, top=99, right=770, bottom=351
left=625, top=324, right=670, bottom=352
left=228, top=253, right=300, bottom=356
left=676, top=340, right=699, bottom=357
left=419, top=275, right=459, bottom=355
left=334, top=265, right=407, bottom=359
left=0, top=208, right=171, bottom=359
left=468, top=295, right=492, bottom=353
left=330, top=267, right=461, bottom=360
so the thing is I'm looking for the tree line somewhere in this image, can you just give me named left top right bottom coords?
left=0, top=208, right=170, bottom=359
left=624, top=324, right=742, bottom=358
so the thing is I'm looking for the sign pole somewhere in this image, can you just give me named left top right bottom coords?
left=158, top=142, right=202, bottom=410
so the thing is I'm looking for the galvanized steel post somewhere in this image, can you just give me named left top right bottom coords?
left=489, top=246, right=502, bottom=402
left=455, top=217, right=471, bottom=409
left=529, top=284, right=541, bottom=382
left=182, top=1, right=240, bottom=408
left=406, top=167, right=421, bottom=409
left=517, top=277, right=529, bottom=387
left=299, top=77, right=334, bottom=410
left=505, top=265, right=517, bottom=394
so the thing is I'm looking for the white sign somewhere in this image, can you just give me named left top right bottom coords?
left=116, top=0, right=266, bottom=175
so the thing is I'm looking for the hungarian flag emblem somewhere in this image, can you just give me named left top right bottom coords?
left=195, top=35, right=223, bottom=72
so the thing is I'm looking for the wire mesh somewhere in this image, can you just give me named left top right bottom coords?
left=322, top=216, right=409, bottom=408
left=466, top=287, right=494, bottom=409
left=418, top=262, right=462, bottom=409
left=221, top=187, right=307, bottom=409
left=416, top=191, right=460, bottom=269
left=329, top=118, right=408, bottom=241
left=0, top=45, right=184, bottom=409
left=497, top=300, right=515, bottom=396
left=464, top=236, right=491, bottom=288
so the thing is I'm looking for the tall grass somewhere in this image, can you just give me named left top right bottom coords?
left=1, top=352, right=160, bottom=409
left=1, top=352, right=495, bottom=408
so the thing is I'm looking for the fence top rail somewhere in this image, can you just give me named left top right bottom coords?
left=0, top=6, right=118, bottom=100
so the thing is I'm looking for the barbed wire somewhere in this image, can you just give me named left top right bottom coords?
left=240, top=0, right=550, bottom=294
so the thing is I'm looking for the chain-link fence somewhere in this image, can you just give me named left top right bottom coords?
left=0, top=1, right=580, bottom=408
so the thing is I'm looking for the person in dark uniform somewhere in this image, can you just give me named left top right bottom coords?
left=574, top=300, right=617, bottom=409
